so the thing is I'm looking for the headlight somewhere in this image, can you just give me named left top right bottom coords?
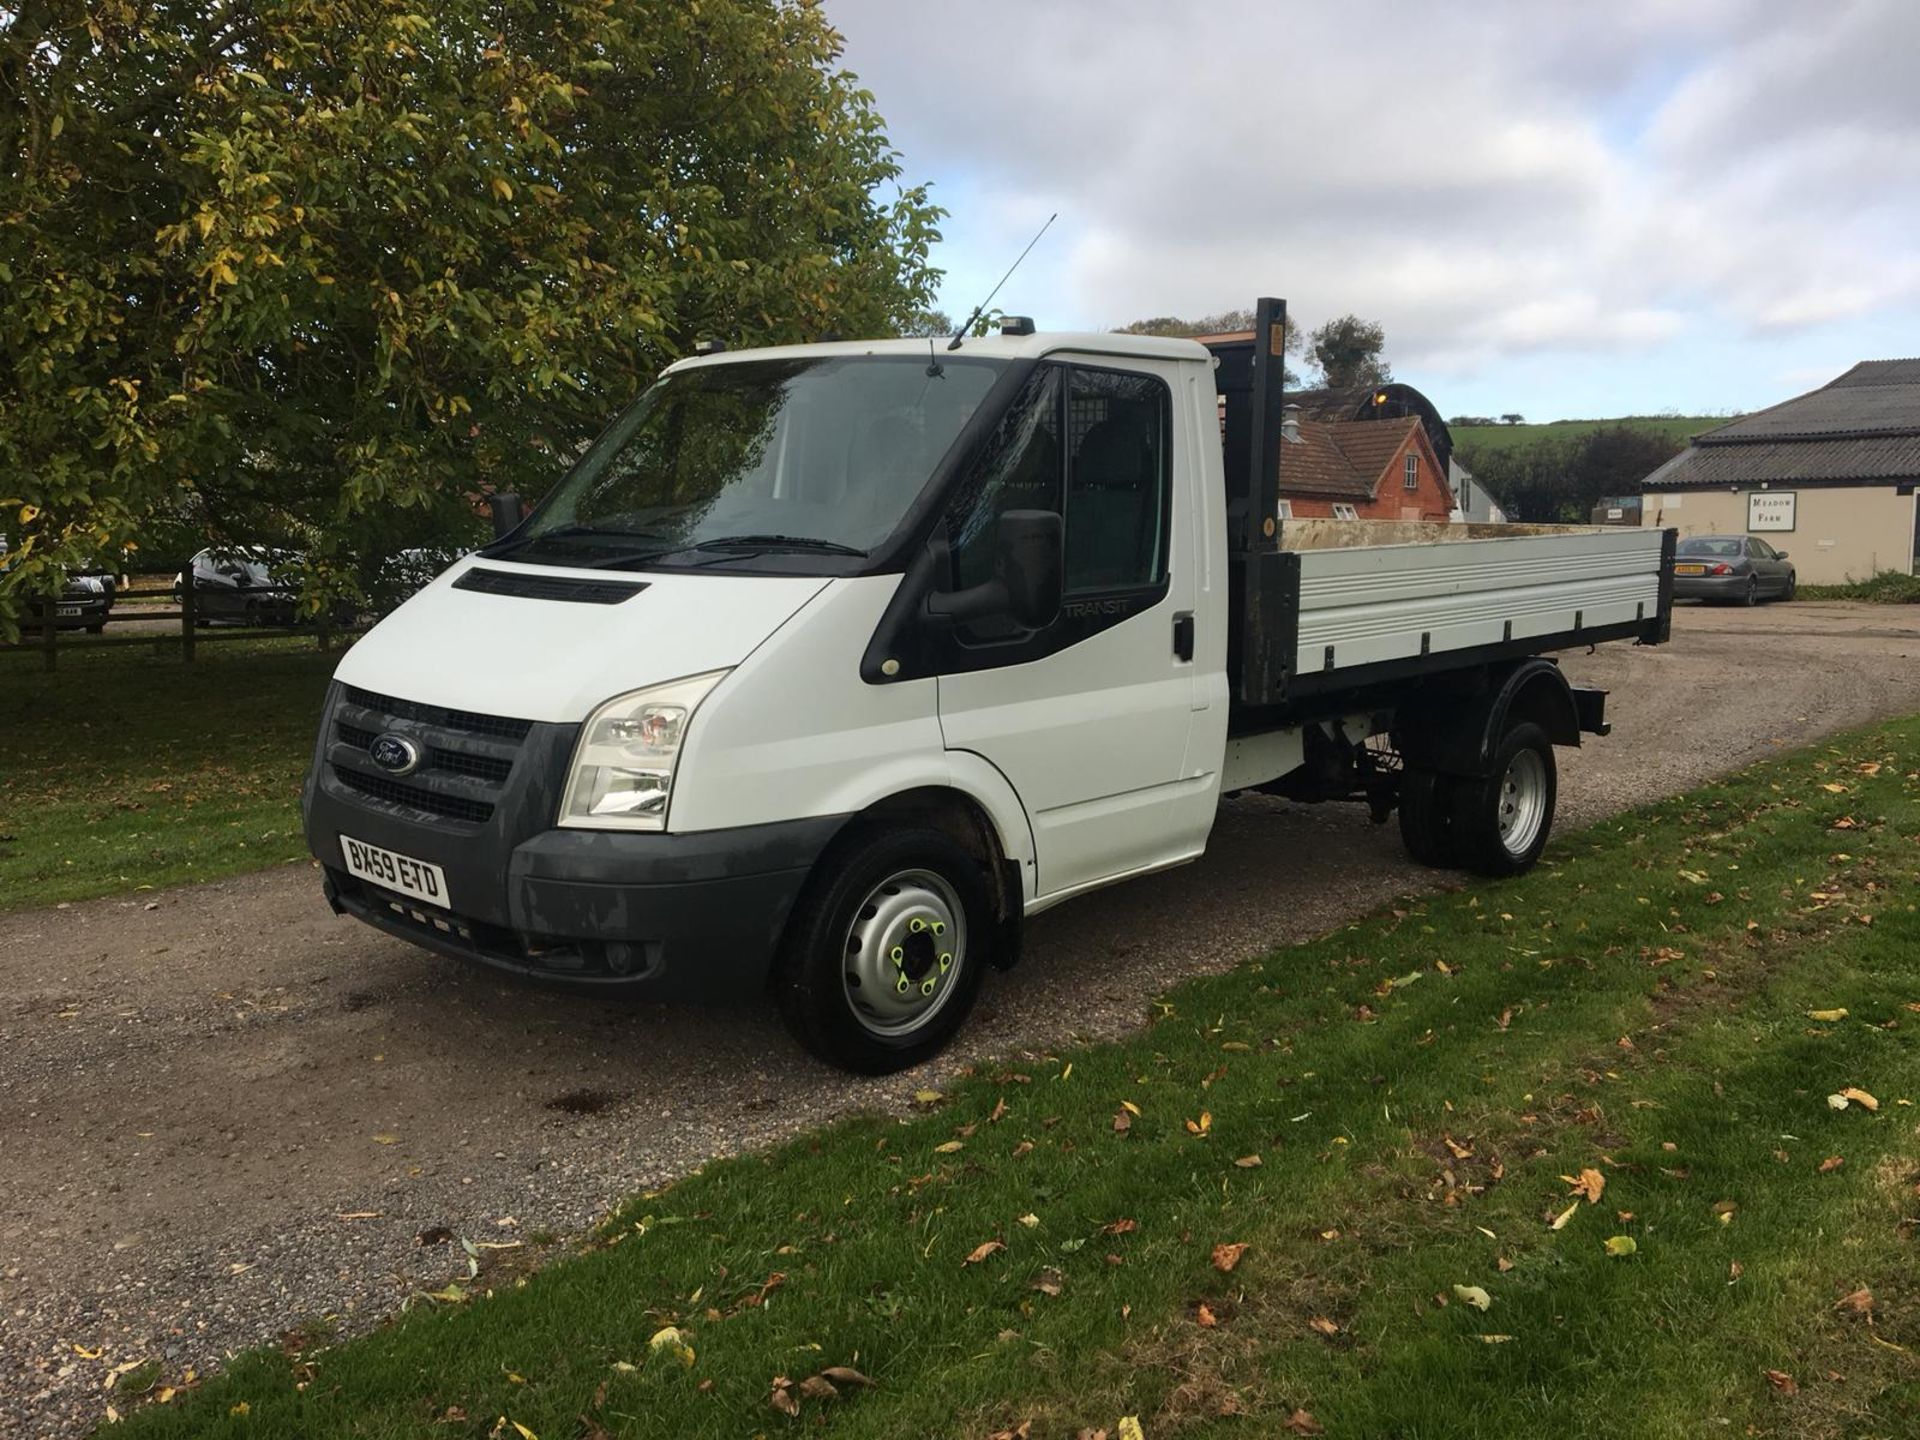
left=557, top=670, right=729, bottom=831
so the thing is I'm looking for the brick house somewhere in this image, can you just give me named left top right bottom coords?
left=1276, top=407, right=1456, bottom=522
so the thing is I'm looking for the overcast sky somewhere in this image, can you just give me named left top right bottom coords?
left=823, top=0, right=1920, bottom=421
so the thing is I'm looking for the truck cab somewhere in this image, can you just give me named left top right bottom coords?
left=303, top=305, right=1669, bottom=1072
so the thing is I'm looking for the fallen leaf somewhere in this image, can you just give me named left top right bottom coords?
left=1764, top=1369, right=1798, bottom=1394
left=934, top=1140, right=965, bottom=1154
left=963, top=1240, right=1006, bottom=1267
left=648, top=1326, right=694, bottom=1368
left=1549, top=1201, right=1580, bottom=1231
left=1807, top=1008, right=1850, bottom=1023
left=1477, top=1334, right=1515, bottom=1344
left=1835, top=1288, right=1875, bottom=1315
left=988, top=1097, right=1008, bottom=1124
left=1185, top=1112, right=1213, bottom=1137
left=1102, top=1218, right=1139, bottom=1236
left=1819, top=1155, right=1846, bottom=1174
left=1112, top=1111, right=1132, bottom=1135
left=1212, top=1242, right=1249, bottom=1273
left=1821, top=782, right=1849, bottom=794
left=1452, top=1284, right=1491, bottom=1311
left=1031, top=1268, right=1064, bottom=1297
left=1195, top=1303, right=1219, bottom=1329
left=1118, top=1419, right=1145, bottom=1440
left=1729, top=1261, right=1745, bottom=1283
left=1444, top=1135, right=1474, bottom=1160
left=1839, top=1087, right=1879, bottom=1112
left=1012, top=1141, right=1034, bottom=1159
left=1604, top=1235, right=1638, bottom=1257
left=1234, top=1154, right=1263, bottom=1168
left=796, top=1375, right=839, bottom=1400
left=1562, top=1167, right=1606, bottom=1204
left=913, top=1089, right=943, bottom=1106
left=1018, top=1213, right=1040, bottom=1229
left=1308, top=1316, right=1340, bottom=1337
left=769, top=1379, right=800, bottom=1416
left=1496, top=1257, right=1514, bottom=1273
left=1284, top=1409, right=1324, bottom=1435
left=372, top=1133, right=399, bottom=1145
left=1828, top=1094, right=1852, bottom=1111
left=1120, top=1100, right=1142, bottom=1117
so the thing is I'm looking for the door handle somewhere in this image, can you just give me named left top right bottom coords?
left=1172, top=611, right=1195, bottom=662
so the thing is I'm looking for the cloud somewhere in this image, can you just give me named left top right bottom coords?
left=825, top=0, right=1920, bottom=407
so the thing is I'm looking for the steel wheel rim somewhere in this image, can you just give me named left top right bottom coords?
left=842, top=868, right=967, bottom=1038
left=1496, top=748, right=1548, bottom=857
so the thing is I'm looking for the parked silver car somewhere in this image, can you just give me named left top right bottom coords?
left=1671, top=534, right=1796, bottom=604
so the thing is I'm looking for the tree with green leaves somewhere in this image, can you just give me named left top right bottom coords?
left=1307, top=314, right=1391, bottom=391
left=0, top=0, right=943, bottom=635
left=1117, top=309, right=1302, bottom=385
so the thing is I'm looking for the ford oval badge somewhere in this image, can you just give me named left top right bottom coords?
left=369, top=732, right=423, bottom=776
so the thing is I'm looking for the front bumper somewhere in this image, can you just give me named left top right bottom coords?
left=300, top=682, right=845, bottom=999
left=1671, top=573, right=1749, bottom=600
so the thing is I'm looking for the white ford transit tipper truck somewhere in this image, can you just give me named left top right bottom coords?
left=302, top=299, right=1675, bottom=1072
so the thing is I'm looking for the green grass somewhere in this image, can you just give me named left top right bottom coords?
left=103, top=718, right=1920, bottom=1438
left=1452, top=416, right=1728, bottom=455
left=0, top=641, right=336, bottom=909
left=1798, top=572, right=1920, bottom=604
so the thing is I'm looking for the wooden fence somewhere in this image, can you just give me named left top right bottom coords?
left=2, top=577, right=365, bottom=670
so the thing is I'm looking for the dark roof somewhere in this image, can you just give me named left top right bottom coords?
left=1647, top=357, right=1920, bottom=489
left=1694, top=358, right=1920, bottom=445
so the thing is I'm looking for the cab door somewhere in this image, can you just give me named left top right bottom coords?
left=935, top=358, right=1210, bottom=900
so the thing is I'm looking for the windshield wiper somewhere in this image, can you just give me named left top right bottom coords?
left=485, top=523, right=675, bottom=558
left=687, top=534, right=869, bottom=557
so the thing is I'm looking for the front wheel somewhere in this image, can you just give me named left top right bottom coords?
left=776, top=826, right=993, bottom=1073
left=1457, top=721, right=1557, bottom=877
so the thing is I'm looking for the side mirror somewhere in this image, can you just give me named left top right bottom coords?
left=1773, top=549, right=1789, bottom=559
left=927, top=509, right=1063, bottom=630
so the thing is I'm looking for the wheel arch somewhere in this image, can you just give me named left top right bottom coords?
left=1392, top=657, right=1580, bottom=778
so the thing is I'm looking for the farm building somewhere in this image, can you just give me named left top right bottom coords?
left=1639, top=360, right=1920, bottom=584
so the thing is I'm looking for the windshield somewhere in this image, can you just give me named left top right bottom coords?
left=502, top=355, right=1005, bottom=568
left=1677, top=537, right=1744, bottom=558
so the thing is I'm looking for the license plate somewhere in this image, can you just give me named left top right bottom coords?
left=340, top=834, right=450, bottom=909
left=56, top=605, right=83, bottom=617
left=1673, top=564, right=1706, bottom=575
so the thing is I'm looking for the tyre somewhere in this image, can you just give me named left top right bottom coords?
left=1456, top=721, right=1557, bottom=877
left=1741, top=577, right=1758, bottom=607
left=776, top=826, right=993, bottom=1073
left=1784, top=572, right=1797, bottom=601
left=1397, top=769, right=1457, bottom=868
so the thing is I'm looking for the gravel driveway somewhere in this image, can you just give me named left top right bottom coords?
left=5, top=599, right=1919, bottom=1435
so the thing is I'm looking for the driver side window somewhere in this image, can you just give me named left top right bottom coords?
left=946, top=362, right=1172, bottom=616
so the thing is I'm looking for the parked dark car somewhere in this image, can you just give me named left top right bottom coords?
left=27, top=572, right=117, bottom=632
left=1670, top=534, right=1796, bottom=604
left=174, top=547, right=301, bottom=625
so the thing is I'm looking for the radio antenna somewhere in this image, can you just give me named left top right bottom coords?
left=947, top=212, right=1057, bottom=352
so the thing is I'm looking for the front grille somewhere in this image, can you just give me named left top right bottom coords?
left=453, top=567, right=648, bottom=605
left=335, top=767, right=496, bottom=824
left=342, top=685, right=531, bottom=741
left=329, top=685, right=532, bottom=828
left=336, top=722, right=514, bottom=784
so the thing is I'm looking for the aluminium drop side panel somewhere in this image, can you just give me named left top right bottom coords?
left=1289, top=527, right=1666, bottom=678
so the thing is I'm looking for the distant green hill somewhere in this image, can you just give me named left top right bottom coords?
left=1451, top=416, right=1732, bottom=456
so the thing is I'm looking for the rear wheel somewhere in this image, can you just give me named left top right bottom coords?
left=1741, top=577, right=1758, bottom=607
left=1457, top=721, right=1557, bottom=877
left=1397, top=769, right=1457, bottom=867
left=777, top=826, right=993, bottom=1073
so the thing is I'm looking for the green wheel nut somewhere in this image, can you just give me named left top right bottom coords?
left=939, top=953, right=952, bottom=972
left=932, top=920, right=946, bottom=935
left=920, top=977, right=936, bottom=996
left=895, top=974, right=910, bottom=995
left=890, top=945, right=904, bottom=965
left=909, top=918, right=925, bottom=933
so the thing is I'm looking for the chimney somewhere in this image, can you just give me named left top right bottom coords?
left=1281, top=403, right=1302, bottom=443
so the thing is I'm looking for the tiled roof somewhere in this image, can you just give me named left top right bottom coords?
left=1277, top=415, right=1424, bottom=500
left=1697, top=360, right=1920, bottom=443
left=1279, top=421, right=1376, bottom=499
left=1644, top=434, right=1920, bottom=488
